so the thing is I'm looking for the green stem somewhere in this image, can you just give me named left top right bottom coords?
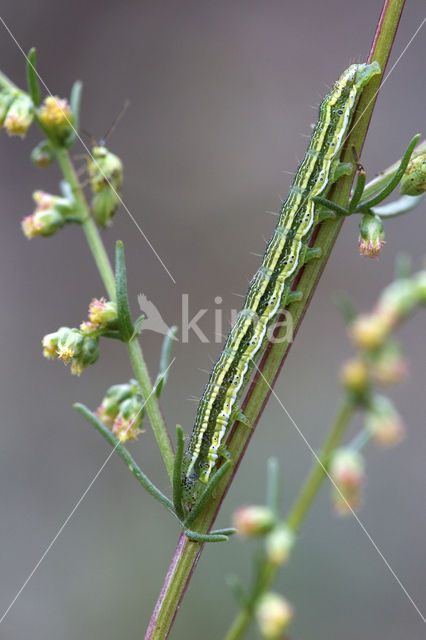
left=54, top=147, right=116, bottom=298
left=145, top=2, right=405, bottom=637
left=285, top=400, right=354, bottom=531
left=54, top=147, right=174, bottom=482
left=127, top=339, right=174, bottom=481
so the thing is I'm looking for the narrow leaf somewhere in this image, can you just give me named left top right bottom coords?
left=356, top=134, right=421, bottom=212
left=155, top=325, right=178, bottom=397
left=74, top=403, right=174, bottom=514
left=266, top=457, right=281, bottom=517
left=115, top=241, right=134, bottom=342
left=173, top=425, right=185, bottom=520
left=184, top=460, right=232, bottom=528
left=184, top=528, right=228, bottom=543
left=26, top=47, right=41, bottom=106
left=66, top=80, right=83, bottom=146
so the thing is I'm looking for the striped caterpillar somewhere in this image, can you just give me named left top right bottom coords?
left=181, top=62, right=380, bottom=512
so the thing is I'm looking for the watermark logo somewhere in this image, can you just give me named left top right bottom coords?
left=137, top=293, right=294, bottom=344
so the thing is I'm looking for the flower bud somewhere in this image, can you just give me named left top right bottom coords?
left=112, top=396, right=144, bottom=442
left=350, top=313, right=390, bottom=351
left=370, top=340, right=408, bottom=387
left=265, top=526, right=295, bottom=566
left=4, top=93, right=34, bottom=137
left=377, top=279, right=420, bottom=324
left=358, top=214, right=385, bottom=258
left=70, top=335, right=99, bottom=376
left=88, top=146, right=123, bottom=227
left=414, top=271, right=426, bottom=303
left=256, top=593, right=293, bottom=640
left=0, top=89, right=16, bottom=127
left=42, top=332, right=60, bottom=359
left=400, top=152, right=426, bottom=196
left=39, top=95, right=74, bottom=143
left=96, top=381, right=136, bottom=427
left=366, top=395, right=405, bottom=447
left=56, top=327, right=84, bottom=364
left=340, top=358, right=369, bottom=396
left=31, top=140, right=54, bottom=168
left=88, top=297, right=118, bottom=328
left=21, top=208, right=65, bottom=238
left=233, top=506, right=276, bottom=537
left=330, top=448, right=365, bottom=515
left=21, top=190, right=75, bottom=239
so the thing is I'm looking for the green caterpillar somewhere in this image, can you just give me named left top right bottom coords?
left=181, top=62, right=380, bottom=512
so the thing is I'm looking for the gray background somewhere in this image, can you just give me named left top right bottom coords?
left=0, top=1, right=425, bottom=638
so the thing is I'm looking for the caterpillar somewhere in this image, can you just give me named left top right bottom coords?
left=181, top=61, right=380, bottom=512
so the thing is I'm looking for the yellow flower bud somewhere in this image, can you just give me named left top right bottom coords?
left=233, top=506, right=276, bottom=537
left=256, top=593, right=293, bottom=640
left=350, top=314, right=391, bottom=351
left=340, top=358, right=369, bottom=395
left=39, top=95, right=74, bottom=143
left=330, top=448, right=365, bottom=515
left=4, top=93, right=33, bottom=137
left=265, top=526, right=295, bottom=566
left=366, top=396, right=405, bottom=447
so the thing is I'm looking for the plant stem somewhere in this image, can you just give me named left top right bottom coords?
left=285, top=400, right=354, bottom=531
left=223, top=400, right=354, bottom=640
left=145, top=1, right=405, bottom=637
left=54, top=147, right=116, bottom=298
left=127, top=339, right=174, bottom=480
left=54, top=147, right=174, bottom=481
left=0, top=66, right=175, bottom=475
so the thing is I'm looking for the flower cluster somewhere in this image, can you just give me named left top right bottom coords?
left=232, top=488, right=295, bottom=638
left=21, top=190, right=76, bottom=238
left=96, top=379, right=145, bottom=442
left=39, top=95, right=74, bottom=144
left=358, top=213, right=385, bottom=258
left=42, top=297, right=118, bottom=375
left=42, top=327, right=99, bottom=376
left=334, top=268, right=426, bottom=514
left=0, top=89, right=33, bottom=137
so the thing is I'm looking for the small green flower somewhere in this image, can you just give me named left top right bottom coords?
left=233, top=505, right=276, bottom=537
left=88, top=297, right=118, bottom=328
left=358, top=214, right=385, bottom=258
left=112, top=396, right=145, bottom=442
left=4, top=93, right=34, bottom=137
left=96, top=380, right=137, bottom=427
left=366, top=395, right=405, bottom=447
left=71, top=334, right=99, bottom=376
left=39, top=95, right=74, bottom=143
left=256, top=593, right=293, bottom=640
left=265, top=526, right=295, bottom=566
left=330, top=448, right=365, bottom=515
left=31, top=140, right=54, bottom=168
left=0, top=89, right=16, bottom=127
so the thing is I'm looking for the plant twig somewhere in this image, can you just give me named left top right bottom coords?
left=145, top=1, right=406, bottom=637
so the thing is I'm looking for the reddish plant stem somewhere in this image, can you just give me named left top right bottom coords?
left=146, top=1, right=406, bottom=637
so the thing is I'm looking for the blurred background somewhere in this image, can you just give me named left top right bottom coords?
left=0, top=1, right=425, bottom=638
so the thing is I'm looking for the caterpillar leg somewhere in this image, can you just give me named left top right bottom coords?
left=304, top=247, right=322, bottom=263
left=330, top=160, right=353, bottom=183
left=230, top=406, right=252, bottom=428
